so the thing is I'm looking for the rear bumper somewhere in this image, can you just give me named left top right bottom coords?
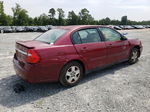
left=13, top=57, right=62, bottom=83
left=13, top=58, right=34, bottom=83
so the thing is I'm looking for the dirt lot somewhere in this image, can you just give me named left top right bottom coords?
left=0, top=29, right=150, bottom=112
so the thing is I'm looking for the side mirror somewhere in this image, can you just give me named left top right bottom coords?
left=121, top=36, right=127, bottom=41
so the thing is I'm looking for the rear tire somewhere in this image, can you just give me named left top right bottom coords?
left=59, top=61, right=83, bottom=87
left=128, top=48, right=139, bottom=64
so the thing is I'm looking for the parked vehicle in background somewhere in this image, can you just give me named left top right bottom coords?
left=32, top=26, right=39, bottom=32
left=118, top=25, right=123, bottom=29
left=3, top=26, right=13, bottom=33
left=106, top=25, right=114, bottom=28
left=139, top=25, right=145, bottom=29
left=105, top=25, right=122, bottom=30
left=37, top=26, right=48, bottom=32
left=25, top=26, right=34, bottom=32
left=147, top=25, right=150, bottom=28
left=46, top=25, right=55, bottom=30
left=13, top=25, right=143, bottom=87
left=132, top=25, right=139, bottom=29
left=132, top=25, right=145, bottom=29
left=124, top=25, right=134, bottom=30
left=11, top=26, right=17, bottom=32
left=114, top=26, right=122, bottom=30
left=119, top=25, right=134, bottom=30
left=15, top=26, right=26, bottom=32
left=143, top=25, right=150, bottom=28
left=25, top=26, right=41, bottom=32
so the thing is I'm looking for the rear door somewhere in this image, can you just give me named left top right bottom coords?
left=71, top=28, right=107, bottom=70
left=99, top=27, right=130, bottom=64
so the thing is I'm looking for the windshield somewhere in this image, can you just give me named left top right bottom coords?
left=35, top=29, right=68, bottom=44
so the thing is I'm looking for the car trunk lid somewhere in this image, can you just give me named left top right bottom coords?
left=15, top=40, right=50, bottom=63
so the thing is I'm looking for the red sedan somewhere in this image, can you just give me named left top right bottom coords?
left=13, top=25, right=143, bottom=86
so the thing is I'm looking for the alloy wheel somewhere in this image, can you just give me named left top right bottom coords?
left=131, top=50, right=138, bottom=62
left=65, top=66, right=80, bottom=84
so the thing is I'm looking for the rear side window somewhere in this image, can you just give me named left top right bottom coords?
left=72, top=28, right=101, bottom=44
left=35, top=29, right=68, bottom=44
left=72, top=32, right=82, bottom=44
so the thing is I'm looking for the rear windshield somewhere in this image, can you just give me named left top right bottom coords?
left=35, top=29, right=68, bottom=44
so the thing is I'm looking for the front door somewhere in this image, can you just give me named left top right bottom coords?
left=99, top=27, right=130, bottom=64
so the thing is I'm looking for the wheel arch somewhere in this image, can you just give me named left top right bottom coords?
left=59, top=59, right=86, bottom=77
left=65, top=59, right=86, bottom=74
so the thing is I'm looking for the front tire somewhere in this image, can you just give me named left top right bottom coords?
left=128, top=48, right=139, bottom=64
left=59, top=61, right=83, bottom=87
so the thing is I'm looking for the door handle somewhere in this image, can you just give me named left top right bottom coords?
left=107, top=43, right=112, bottom=47
left=82, top=47, right=87, bottom=49
left=81, top=47, right=87, bottom=52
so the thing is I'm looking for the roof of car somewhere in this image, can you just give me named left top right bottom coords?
left=56, top=25, right=103, bottom=31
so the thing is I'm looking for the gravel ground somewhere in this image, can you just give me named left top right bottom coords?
left=0, top=29, right=150, bottom=112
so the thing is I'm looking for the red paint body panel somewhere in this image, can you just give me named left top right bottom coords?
left=105, top=40, right=130, bottom=64
left=74, top=42, right=107, bottom=70
left=13, top=25, right=143, bottom=83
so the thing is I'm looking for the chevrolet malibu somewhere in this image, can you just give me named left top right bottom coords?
left=13, top=25, right=143, bottom=86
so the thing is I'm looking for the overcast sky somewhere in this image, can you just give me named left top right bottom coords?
left=3, top=0, right=150, bottom=21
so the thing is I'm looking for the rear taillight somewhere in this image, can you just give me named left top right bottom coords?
left=26, top=49, right=40, bottom=63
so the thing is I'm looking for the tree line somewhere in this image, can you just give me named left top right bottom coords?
left=0, top=1, right=150, bottom=26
